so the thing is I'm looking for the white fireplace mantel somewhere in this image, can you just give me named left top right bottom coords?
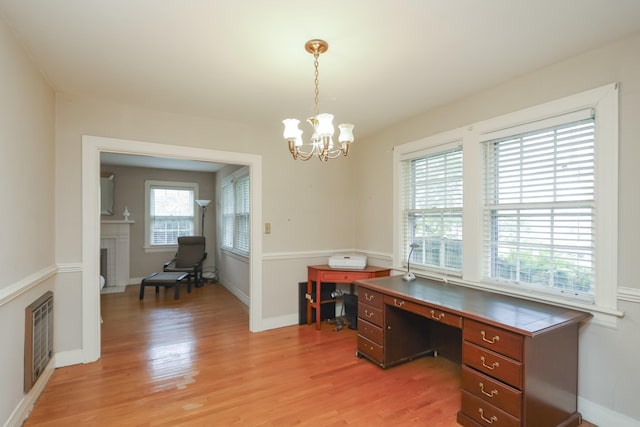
left=100, top=220, right=134, bottom=290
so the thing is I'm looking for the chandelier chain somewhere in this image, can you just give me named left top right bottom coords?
left=313, top=52, right=320, bottom=115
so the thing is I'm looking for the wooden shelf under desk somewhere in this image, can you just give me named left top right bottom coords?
left=306, top=264, right=390, bottom=330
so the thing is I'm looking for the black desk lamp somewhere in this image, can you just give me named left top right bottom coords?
left=402, top=243, right=420, bottom=281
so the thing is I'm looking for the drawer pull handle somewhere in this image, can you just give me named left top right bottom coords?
left=478, top=408, right=497, bottom=424
left=365, top=293, right=375, bottom=302
left=480, top=356, right=499, bottom=370
left=481, top=330, right=500, bottom=344
left=365, top=310, right=375, bottom=319
left=394, top=299, right=405, bottom=307
left=430, top=310, right=444, bottom=320
left=479, top=382, right=498, bottom=398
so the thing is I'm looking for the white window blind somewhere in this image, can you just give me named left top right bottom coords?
left=149, top=184, right=195, bottom=245
left=221, top=181, right=234, bottom=248
left=234, top=174, right=250, bottom=254
left=402, top=146, right=463, bottom=272
left=483, top=111, right=595, bottom=295
left=221, top=168, right=250, bottom=256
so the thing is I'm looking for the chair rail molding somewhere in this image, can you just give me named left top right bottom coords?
left=262, top=249, right=393, bottom=262
left=57, top=263, right=82, bottom=274
left=618, top=286, right=640, bottom=303
left=0, top=265, right=56, bottom=307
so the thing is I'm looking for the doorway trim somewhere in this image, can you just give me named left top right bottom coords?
left=82, top=135, right=263, bottom=362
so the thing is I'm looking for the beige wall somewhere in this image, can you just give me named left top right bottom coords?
left=353, top=32, right=640, bottom=423
left=52, top=92, right=358, bottom=348
left=0, top=17, right=55, bottom=285
left=99, top=164, right=217, bottom=279
left=4, top=5, right=640, bottom=423
left=0, top=16, right=56, bottom=425
left=56, top=94, right=357, bottom=260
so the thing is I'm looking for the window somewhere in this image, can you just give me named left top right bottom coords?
left=401, top=144, right=463, bottom=273
left=394, top=83, right=618, bottom=319
left=145, top=180, right=198, bottom=248
left=221, top=167, right=250, bottom=256
left=482, top=111, right=595, bottom=296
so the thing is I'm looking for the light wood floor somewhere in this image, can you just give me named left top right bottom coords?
left=25, top=283, right=596, bottom=426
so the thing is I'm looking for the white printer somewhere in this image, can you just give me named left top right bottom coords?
left=328, top=253, right=367, bottom=269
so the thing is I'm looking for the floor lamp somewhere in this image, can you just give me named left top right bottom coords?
left=195, top=199, right=211, bottom=237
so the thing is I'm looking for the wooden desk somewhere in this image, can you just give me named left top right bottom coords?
left=355, top=275, right=591, bottom=427
left=306, top=265, right=390, bottom=330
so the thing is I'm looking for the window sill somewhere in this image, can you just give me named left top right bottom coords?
left=401, top=267, right=624, bottom=329
left=144, top=245, right=178, bottom=254
left=221, top=247, right=249, bottom=262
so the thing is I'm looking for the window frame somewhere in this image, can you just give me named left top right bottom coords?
left=144, top=180, right=199, bottom=252
left=221, top=166, right=250, bottom=257
left=481, top=112, right=596, bottom=298
left=400, top=140, right=464, bottom=275
left=393, top=83, right=619, bottom=325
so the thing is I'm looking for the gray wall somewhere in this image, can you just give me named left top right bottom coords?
left=99, top=164, right=217, bottom=279
left=213, top=164, right=250, bottom=304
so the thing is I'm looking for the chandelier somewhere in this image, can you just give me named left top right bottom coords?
left=282, top=39, right=354, bottom=161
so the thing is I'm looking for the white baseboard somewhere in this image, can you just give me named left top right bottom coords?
left=579, top=396, right=640, bottom=427
left=3, top=359, right=55, bottom=427
left=221, top=282, right=249, bottom=306
left=259, top=313, right=298, bottom=331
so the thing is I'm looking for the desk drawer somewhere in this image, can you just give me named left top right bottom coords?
left=359, top=288, right=384, bottom=309
left=463, top=342, right=523, bottom=389
left=358, top=318, right=383, bottom=345
left=461, top=366, right=522, bottom=418
left=384, top=295, right=462, bottom=329
left=357, top=335, right=383, bottom=364
left=464, top=319, right=523, bottom=361
left=358, top=304, right=383, bottom=327
left=461, top=391, right=520, bottom=427
left=321, top=271, right=372, bottom=283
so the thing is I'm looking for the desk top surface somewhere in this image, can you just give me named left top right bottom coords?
left=308, top=264, right=391, bottom=273
left=355, top=275, right=592, bottom=337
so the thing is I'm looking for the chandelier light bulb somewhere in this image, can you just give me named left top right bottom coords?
left=282, top=118, right=301, bottom=139
left=316, top=113, right=334, bottom=138
left=338, top=123, right=354, bottom=143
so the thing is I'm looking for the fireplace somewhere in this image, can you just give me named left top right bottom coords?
left=100, top=248, right=108, bottom=284
left=100, top=220, right=133, bottom=291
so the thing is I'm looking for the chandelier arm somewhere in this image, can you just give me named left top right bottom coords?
left=297, top=152, right=315, bottom=161
left=324, top=149, right=345, bottom=160
left=292, top=145, right=317, bottom=161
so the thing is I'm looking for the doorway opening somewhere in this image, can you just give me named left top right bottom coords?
left=82, top=135, right=263, bottom=362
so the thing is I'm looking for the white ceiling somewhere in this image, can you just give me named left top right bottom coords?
left=2, top=1, right=640, bottom=160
